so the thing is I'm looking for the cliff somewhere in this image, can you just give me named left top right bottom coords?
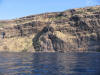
left=0, top=5, right=100, bottom=52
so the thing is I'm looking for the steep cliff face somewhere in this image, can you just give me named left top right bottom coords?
left=0, top=6, right=100, bottom=52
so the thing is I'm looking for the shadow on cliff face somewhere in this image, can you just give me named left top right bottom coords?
left=32, top=25, right=80, bottom=52
left=32, top=25, right=54, bottom=52
left=32, top=25, right=78, bottom=52
left=32, top=25, right=69, bottom=52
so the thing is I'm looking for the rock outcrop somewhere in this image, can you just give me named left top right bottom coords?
left=0, top=5, right=100, bottom=52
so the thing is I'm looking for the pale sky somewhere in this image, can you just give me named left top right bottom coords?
left=0, top=0, right=100, bottom=20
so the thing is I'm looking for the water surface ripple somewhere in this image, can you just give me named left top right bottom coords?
left=0, top=52, right=100, bottom=75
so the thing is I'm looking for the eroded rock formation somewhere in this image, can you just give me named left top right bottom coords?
left=0, top=5, right=100, bottom=52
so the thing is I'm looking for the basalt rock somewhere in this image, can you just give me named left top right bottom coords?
left=0, top=5, right=100, bottom=52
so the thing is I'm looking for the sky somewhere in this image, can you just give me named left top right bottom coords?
left=0, top=0, right=100, bottom=20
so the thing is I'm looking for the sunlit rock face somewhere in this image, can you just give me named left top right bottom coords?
left=0, top=5, right=100, bottom=52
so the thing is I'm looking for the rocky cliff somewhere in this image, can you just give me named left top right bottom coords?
left=0, top=5, right=100, bottom=52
